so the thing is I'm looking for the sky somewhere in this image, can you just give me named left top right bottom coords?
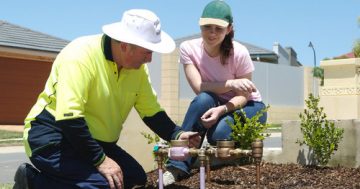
left=1, top=0, right=359, bottom=67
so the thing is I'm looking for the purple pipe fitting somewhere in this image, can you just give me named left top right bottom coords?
left=168, top=146, right=190, bottom=161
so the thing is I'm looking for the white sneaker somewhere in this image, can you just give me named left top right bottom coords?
left=162, top=167, right=186, bottom=186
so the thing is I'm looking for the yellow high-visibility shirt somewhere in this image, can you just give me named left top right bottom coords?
left=24, top=34, right=162, bottom=157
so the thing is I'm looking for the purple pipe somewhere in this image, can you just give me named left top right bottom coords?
left=158, top=168, right=163, bottom=189
left=200, top=166, right=205, bottom=189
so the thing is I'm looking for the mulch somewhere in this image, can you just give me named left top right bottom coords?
left=144, top=162, right=360, bottom=189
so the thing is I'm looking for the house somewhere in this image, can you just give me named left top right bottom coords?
left=334, top=52, right=355, bottom=59
left=0, top=20, right=69, bottom=124
left=174, top=34, right=301, bottom=66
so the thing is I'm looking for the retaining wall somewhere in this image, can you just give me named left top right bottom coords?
left=263, top=119, right=360, bottom=168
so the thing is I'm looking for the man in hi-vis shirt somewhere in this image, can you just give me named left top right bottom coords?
left=13, top=9, right=200, bottom=189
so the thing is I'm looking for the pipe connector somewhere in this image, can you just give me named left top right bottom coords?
left=153, top=144, right=169, bottom=157
left=251, top=139, right=263, bottom=162
left=229, top=148, right=252, bottom=157
left=215, top=140, right=235, bottom=159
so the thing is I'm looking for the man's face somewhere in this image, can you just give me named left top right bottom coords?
left=123, top=44, right=153, bottom=69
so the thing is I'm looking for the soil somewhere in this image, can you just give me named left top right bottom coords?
left=144, top=162, right=360, bottom=189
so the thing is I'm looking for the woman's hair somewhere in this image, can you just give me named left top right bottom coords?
left=220, top=25, right=234, bottom=65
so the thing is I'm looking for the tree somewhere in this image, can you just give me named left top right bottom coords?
left=354, top=16, right=360, bottom=58
left=354, top=39, right=360, bottom=58
left=313, top=67, right=324, bottom=86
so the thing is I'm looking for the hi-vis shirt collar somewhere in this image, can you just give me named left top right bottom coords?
left=102, top=34, right=114, bottom=62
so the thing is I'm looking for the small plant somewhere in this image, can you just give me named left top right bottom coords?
left=140, top=131, right=161, bottom=145
left=297, top=93, right=344, bottom=166
left=140, top=121, right=182, bottom=145
left=227, top=106, right=270, bottom=149
left=140, top=131, right=169, bottom=167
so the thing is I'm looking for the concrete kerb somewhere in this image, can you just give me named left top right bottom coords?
left=0, top=146, right=24, bottom=154
left=0, top=125, right=24, bottom=154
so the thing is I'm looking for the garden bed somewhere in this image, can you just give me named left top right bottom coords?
left=145, top=162, right=360, bottom=188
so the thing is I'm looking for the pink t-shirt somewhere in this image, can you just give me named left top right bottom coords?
left=179, top=38, right=262, bottom=102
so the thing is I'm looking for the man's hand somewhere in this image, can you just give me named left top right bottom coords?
left=97, top=156, right=123, bottom=189
left=178, top=132, right=201, bottom=148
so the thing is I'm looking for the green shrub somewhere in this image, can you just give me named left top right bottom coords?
left=297, top=93, right=344, bottom=166
left=227, top=106, right=270, bottom=149
left=353, top=39, right=360, bottom=58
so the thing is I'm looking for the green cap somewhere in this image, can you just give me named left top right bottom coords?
left=199, top=0, right=233, bottom=27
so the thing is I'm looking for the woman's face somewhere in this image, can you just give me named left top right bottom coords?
left=200, top=24, right=231, bottom=48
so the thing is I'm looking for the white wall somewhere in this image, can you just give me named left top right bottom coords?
left=178, top=61, right=305, bottom=108
left=252, top=62, right=304, bottom=107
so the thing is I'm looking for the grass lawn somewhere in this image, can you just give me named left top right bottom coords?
left=0, top=183, right=13, bottom=189
left=0, top=130, right=23, bottom=146
left=265, top=123, right=282, bottom=133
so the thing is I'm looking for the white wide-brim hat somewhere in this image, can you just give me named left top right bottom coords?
left=102, top=9, right=175, bottom=54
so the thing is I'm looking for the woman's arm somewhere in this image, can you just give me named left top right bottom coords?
left=184, top=64, right=240, bottom=95
left=224, top=73, right=253, bottom=111
left=200, top=92, right=249, bottom=128
left=184, top=64, right=256, bottom=95
left=200, top=74, right=254, bottom=128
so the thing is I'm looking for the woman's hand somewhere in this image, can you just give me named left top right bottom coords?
left=200, top=106, right=224, bottom=128
left=97, top=156, right=123, bottom=189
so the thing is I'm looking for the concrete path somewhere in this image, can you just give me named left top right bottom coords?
left=0, top=126, right=27, bottom=184
left=0, top=146, right=30, bottom=184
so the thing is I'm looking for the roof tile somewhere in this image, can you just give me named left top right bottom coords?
left=0, top=20, right=69, bottom=52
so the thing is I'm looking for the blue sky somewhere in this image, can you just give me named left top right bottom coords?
left=1, top=0, right=359, bottom=67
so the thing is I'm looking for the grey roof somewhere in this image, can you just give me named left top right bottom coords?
left=175, top=34, right=276, bottom=57
left=0, top=20, right=69, bottom=52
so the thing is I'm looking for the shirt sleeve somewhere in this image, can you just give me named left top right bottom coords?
left=54, top=48, right=93, bottom=121
left=143, top=111, right=183, bottom=141
left=234, top=44, right=255, bottom=78
left=179, top=41, right=194, bottom=65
